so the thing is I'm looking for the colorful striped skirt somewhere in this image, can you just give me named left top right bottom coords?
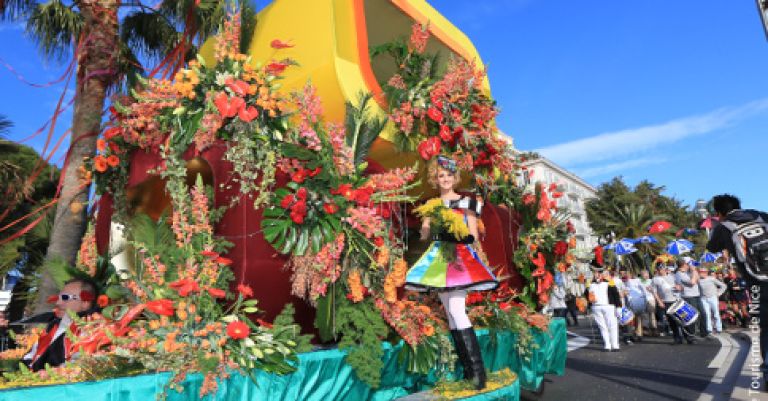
left=405, top=241, right=498, bottom=292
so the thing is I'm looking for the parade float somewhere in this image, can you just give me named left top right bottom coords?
left=0, top=1, right=571, bottom=400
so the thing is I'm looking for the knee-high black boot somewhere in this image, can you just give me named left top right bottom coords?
left=450, top=329, right=473, bottom=381
left=457, top=327, right=487, bottom=390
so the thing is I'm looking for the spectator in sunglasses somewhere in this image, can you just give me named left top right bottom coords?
left=0, top=278, right=99, bottom=370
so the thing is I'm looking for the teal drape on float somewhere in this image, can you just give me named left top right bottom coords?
left=0, top=319, right=565, bottom=401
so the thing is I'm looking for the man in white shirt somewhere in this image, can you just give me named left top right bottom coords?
left=589, top=271, right=622, bottom=352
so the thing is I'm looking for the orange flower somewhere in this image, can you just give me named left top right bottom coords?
left=226, top=321, right=250, bottom=340
left=207, top=287, right=226, bottom=298
left=96, top=139, right=106, bottom=152
left=176, top=307, right=188, bottom=321
left=97, top=295, right=109, bottom=308
left=347, top=270, right=365, bottom=303
left=421, top=324, right=435, bottom=337
left=106, top=154, right=120, bottom=167
left=94, top=156, right=108, bottom=172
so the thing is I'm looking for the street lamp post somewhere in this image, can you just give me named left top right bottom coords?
left=696, top=199, right=710, bottom=238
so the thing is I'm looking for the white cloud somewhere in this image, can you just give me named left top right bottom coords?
left=535, top=98, right=768, bottom=167
left=575, top=157, right=667, bottom=179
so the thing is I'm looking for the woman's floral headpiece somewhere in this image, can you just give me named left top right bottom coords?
left=436, top=155, right=457, bottom=173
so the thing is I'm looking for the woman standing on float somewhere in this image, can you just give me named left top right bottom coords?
left=405, top=156, right=498, bottom=390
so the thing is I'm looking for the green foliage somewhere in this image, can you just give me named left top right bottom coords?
left=334, top=295, right=388, bottom=388
left=272, top=303, right=313, bottom=353
left=585, top=177, right=707, bottom=269
left=344, top=92, right=387, bottom=166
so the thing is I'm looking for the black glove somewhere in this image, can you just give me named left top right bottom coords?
left=433, top=232, right=475, bottom=244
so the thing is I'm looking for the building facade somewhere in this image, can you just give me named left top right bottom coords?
left=519, top=156, right=598, bottom=252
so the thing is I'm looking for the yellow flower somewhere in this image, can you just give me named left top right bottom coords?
left=414, top=198, right=444, bottom=217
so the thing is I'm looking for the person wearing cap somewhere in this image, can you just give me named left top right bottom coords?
left=675, top=257, right=707, bottom=341
left=0, top=278, right=99, bottom=370
left=588, top=270, right=623, bottom=351
left=697, top=267, right=727, bottom=335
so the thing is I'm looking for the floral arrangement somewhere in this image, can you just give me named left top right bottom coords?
left=93, top=12, right=294, bottom=213
left=258, top=80, right=452, bottom=387
left=373, top=23, right=517, bottom=190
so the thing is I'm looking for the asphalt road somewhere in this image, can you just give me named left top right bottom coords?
left=525, top=316, right=723, bottom=401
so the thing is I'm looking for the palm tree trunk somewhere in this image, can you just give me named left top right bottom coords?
left=33, top=0, right=118, bottom=314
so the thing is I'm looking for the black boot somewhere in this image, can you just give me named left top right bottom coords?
left=457, top=327, right=487, bottom=390
left=450, top=329, right=473, bottom=381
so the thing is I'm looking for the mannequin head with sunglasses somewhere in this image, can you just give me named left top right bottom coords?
left=55, top=278, right=98, bottom=318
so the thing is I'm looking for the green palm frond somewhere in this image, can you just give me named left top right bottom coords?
left=0, top=0, right=35, bottom=20
left=121, top=10, right=182, bottom=63
left=0, top=115, right=12, bottom=136
left=238, top=0, right=256, bottom=53
left=26, top=0, right=83, bottom=61
left=344, top=92, right=387, bottom=167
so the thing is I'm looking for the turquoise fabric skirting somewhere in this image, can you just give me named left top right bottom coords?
left=0, top=319, right=566, bottom=401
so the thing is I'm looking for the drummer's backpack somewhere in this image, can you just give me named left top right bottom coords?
left=721, top=215, right=768, bottom=281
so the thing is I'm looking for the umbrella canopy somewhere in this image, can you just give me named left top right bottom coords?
left=637, top=235, right=658, bottom=244
left=667, top=239, right=694, bottom=255
left=649, top=221, right=672, bottom=234
left=614, top=243, right=638, bottom=256
left=700, top=252, right=721, bottom=263
left=700, top=216, right=718, bottom=229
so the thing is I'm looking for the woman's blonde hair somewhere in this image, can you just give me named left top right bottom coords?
left=427, top=158, right=461, bottom=189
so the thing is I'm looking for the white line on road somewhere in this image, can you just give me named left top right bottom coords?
left=709, top=333, right=734, bottom=369
left=567, top=331, right=590, bottom=352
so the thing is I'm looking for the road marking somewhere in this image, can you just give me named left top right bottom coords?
left=567, top=331, right=590, bottom=352
left=709, top=333, right=733, bottom=369
left=696, top=332, right=750, bottom=401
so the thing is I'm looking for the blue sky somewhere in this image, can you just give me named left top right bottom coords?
left=1, top=1, right=768, bottom=211
left=434, top=0, right=768, bottom=210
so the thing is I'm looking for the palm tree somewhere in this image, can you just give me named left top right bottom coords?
left=1, top=0, right=256, bottom=313
left=603, top=204, right=670, bottom=272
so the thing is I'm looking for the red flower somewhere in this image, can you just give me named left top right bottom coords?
left=499, top=302, right=512, bottom=311
left=280, top=194, right=296, bottom=209
left=201, top=250, right=219, bottom=258
left=296, top=187, right=308, bottom=200
left=439, top=125, right=452, bottom=142
left=426, top=107, right=443, bottom=122
left=266, top=62, right=290, bottom=76
left=103, top=127, right=121, bottom=140
left=146, top=299, right=175, bottom=316
left=417, top=137, right=441, bottom=160
left=323, top=203, right=339, bottom=214
left=554, top=241, right=569, bottom=257
left=108, top=142, right=121, bottom=154
left=291, top=169, right=307, bottom=183
left=530, top=252, right=546, bottom=269
left=239, top=105, right=259, bottom=122
left=169, top=278, right=200, bottom=297
left=308, top=167, right=322, bottom=177
left=226, top=79, right=250, bottom=97
left=331, top=184, right=354, bottom=198
left=549, top=183, right=558, bottom=192
left=290, top=212, right=305, bottom=224
left=207, top=288, right=226, bottom=299
left=214, top=92, right=245, bottom=118
left=465, top=292, right=484, bottom=305
left=522, top=194, right=536, bottom=206
left=237, top=284, right=254, bottom=298
left=351, top=187, right=373, bottom=206
left=270, top=39, right=294, bottom=49
left=374, top=237, right=385, bottom=247
left=97, top=295, right=109, bottom=308
left=566, top=221, right=575, bottom=233
left=216, top=257, right=233, bottom=266
left=226, top=321, right=251, bottom=340
left=256, top=318, right=274, bottom=329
